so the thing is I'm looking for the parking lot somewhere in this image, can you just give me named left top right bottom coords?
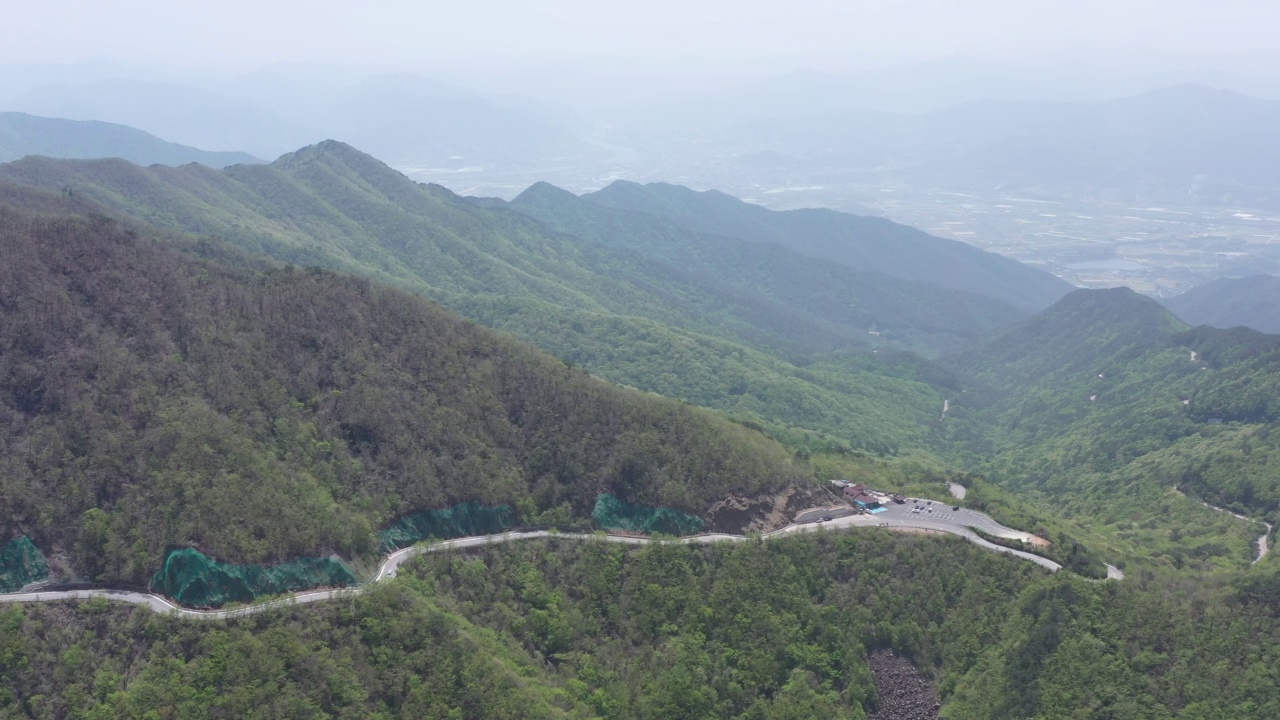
left=786, top=491, right=1064, bottom=571
left=844, top=497, right=1042, bottom=544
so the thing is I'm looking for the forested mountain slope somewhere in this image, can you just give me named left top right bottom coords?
left=947, top=288, right=1280, bottom=569
left=583, top=180, right=1074, bottom=312
left=0, top=112, right=261, bottom=167
left=510, top=181, right=1026, bottom=356
left=1163, top=274, right=1280, bottom=334
left=0, top=143, right=959, bottom=456
left=8, top=532, right=1280, bottom=719
left=0, top=191, right=810, bottom=586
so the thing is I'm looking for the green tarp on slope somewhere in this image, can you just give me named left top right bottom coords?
left=378, top=502, right=515, bottom=552
left=0, top=536, right=49, bottom=592
left=593, top=494, right=704, bottom=536
left=150, top=548, right=357, bottom=608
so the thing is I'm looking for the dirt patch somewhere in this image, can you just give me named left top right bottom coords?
left=705, top=484, right=819, bottom=534
left=867, top=649, right=940, bottom=720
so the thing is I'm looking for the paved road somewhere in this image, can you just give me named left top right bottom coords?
left=1, top=503, right=1078, bottom=620
left=868, top=498, right=1039, bottom=543
left=1175, top=488, right=1274, bottom=564
left=807, top=504, right=1064, bottom=573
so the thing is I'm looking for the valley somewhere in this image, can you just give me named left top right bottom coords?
left=1177, top=488, right=1274, bottom=563
left=0, top=138, right=1279, bottom=718
left=8, top=4, right=1280, bottom=715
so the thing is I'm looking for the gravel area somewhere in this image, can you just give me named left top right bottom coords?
left=867, top=649, right=940, bottom=720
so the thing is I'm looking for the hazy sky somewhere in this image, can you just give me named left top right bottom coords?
left=6, top=0, right=1279, bottom=75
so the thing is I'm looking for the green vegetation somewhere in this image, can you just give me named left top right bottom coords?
left=581, top=180, right=1073, bottom=312
left=0, top=195, right=808, bottom=588
left=5, top=534, right=1280, bottom=718
left=947, top=287, right=1280, bottom=570
left=0, top=145, right=1004, bottom=457
left=150, top=548, right=358, bottom=608
left=378, top=502, right=515, bottom=552
left=7, top=142, right=1280, bottom=713
left=0, top=583, right=598, bottom=719
left=0, top=112, right=261, bottom=168
left=510, top=181, right=1028, bottom=357
left=0, top=537, right=47, bottom=593
left=591, top=494, right=704, bottom=536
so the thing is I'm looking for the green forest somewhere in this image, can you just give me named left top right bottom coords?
left=0, top=194, right=806, bottom=587
left=3, top=142, right=1280, bottom=717
left=4, top=535, right=1280, bottom=719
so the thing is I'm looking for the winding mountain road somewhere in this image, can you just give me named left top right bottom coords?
left=1, top=501, right=1092, bottom=620
left=1175, top=488, right=1273, bottom=564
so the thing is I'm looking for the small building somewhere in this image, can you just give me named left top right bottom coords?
left=842, top=486, right=881, bottom=510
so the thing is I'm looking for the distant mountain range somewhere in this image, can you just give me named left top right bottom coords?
left=0, top=112, right=261, bottom=167
left=3, top=140, right=1276, bottom=572
left=509, top=180, right=1038, bottom=354
left=655, top=83, right=1280, bottom=207
left=0, top=184, right=805, bottom=586
left=0, top=141, right=1070, bottom=456
left=1164, top=275, right=1280, bottom=334
left=7, top=63, right=1280, bottom=718
left=2, top=74, right=586, bottom=163
left=571, top=180, right=1071, bottom=312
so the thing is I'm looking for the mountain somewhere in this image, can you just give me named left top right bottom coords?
left=0, top=144, right=964, bottom=456
left=3, top=73, right=589, bottom=168
left=4, top=135, right=1280, bottom=720
left=510, top=181, right=1028, bottom=356
left=13, top=141, right=1271, bottom=572
left=0, top=112, right=261, bottom=167
left=321, top=74, right=585, bottom=165
left=933, top=85, right=1280, bottom=197
left=0, top=188, right=810, bottom=586
left=956, top=287, right=1187, bottom=388
left=1164, top=274, right=1280, bottom=334
left=696, top=84, right=1280, bottom=207
left=947, top=288, right=1280, bottom=569
left=4, top=79, right=315, bottom=158
left=582, top=180, right=1074, bottom=312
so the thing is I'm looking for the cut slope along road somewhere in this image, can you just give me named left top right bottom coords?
left=1, top=505, right=1081, bottom=620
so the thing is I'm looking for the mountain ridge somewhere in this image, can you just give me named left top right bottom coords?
left=0, top=111, right=262, bottom=167
left=0, top=144, right=971, bottom=455
left=583, top=179, right=1074, bottom=312
left=1163, top=274, right=1280, bottom=334
left=0, top=191, right=821, bottom=583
